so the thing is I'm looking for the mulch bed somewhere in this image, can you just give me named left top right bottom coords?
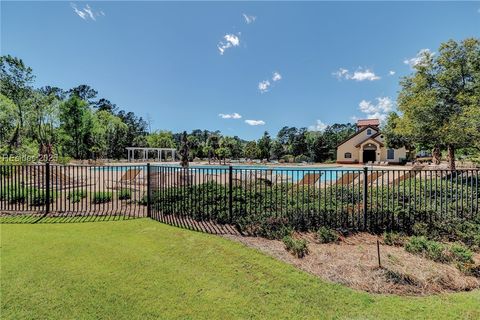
left=224, top=232, right=480, bottom=296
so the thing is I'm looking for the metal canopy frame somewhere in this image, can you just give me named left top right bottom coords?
left=126, top=147, right=176, bottom=162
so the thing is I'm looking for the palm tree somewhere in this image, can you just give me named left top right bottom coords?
left=179, top=131, right=189, bottom=168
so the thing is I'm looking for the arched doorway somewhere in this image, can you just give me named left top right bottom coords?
left=362, top=143, right=377, bottom=163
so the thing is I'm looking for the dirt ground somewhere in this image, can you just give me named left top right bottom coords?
left=224, top=232, right=480, bottom=296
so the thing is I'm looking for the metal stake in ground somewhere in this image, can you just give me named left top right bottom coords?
left=377, top=238, right=382, bottom=268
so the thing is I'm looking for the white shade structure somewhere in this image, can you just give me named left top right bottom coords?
left=126, top=147, right=176, bottom=162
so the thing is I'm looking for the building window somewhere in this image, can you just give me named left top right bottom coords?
left=387, top=149, right=394, bottom=160
left=344, top=152, right=352, bottom=159
left=367, top=129, right=372, bottom=135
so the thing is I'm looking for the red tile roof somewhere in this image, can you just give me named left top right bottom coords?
left=357, top=119, right=380, bottom=127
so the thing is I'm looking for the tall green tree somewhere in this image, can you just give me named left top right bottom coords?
left=147, top=130, right=176, bottom=148
left=27, top=91, right=60, bottom=160
left=291, top=127, right=308, bottom=156
left=257, top=131, right=272, bottom=160
left=59, top=95, right=94, bottom=159
left=68, top=85, right=98, bottom=104
left=206, top=135, right=220, bottom=162
left=244, top=141, right=260, bottom=159
left=220, top=136, right=242, bottom=159
left=270, top=140, right=284, bottom=160
left=216, top=147, right=231, bottom=165
left=0, top=94, right=17, bottom=150
left=306, top=131, right=328, bottom=162
left=179, top=131, right=190, bottom=168
left=93, top=110, right=128, bottom=159
left=393, top=38, right=480, bottom=169
left=0, top=55, right=35, bottom=147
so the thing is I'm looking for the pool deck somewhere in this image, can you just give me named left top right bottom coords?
left=81, top=160, right=411, bottom=171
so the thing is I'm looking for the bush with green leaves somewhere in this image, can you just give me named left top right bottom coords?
left=67, top=190, right=87, bottom=203
left=6, top=187, right=27, bottom=204
left=256, top=216, right=292, bottom=240
left=294, top=154, right=309, bottom=163
left=56, top=156, right=72, bottom=165
left=316, top=227, right=339, bottom=244
left=412, top=222, right=429, bottom=237
left=30, top=190, right=54, bottom=206
left=449, top=243, right=474, bottom=264
left=118, top=189, right=132, bottom=200
left=91, top=192, right=113, bottom=204
left=405, top=236, right=451, bottom=263
left=147, top=180, right=480, bottom=238
left=0, top=164, right=15, bottom=177
left=282, top=236, right=309, bottom=258
left=383, top=232, right=407, bottom=246
left=280, top=155, right=294, bottom=163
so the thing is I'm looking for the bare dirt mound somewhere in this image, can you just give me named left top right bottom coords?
left=224, top=233, right=480, bottom=296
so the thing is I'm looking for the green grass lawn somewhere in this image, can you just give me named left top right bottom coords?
left=1, top=219, right=479, bottom=319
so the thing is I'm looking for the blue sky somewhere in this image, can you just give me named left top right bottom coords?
left=2, top=1, right=479, bottom=140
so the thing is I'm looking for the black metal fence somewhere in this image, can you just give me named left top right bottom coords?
left=1, top=164, right=479, bottom=234
left=0, top=163, right=146, bottom=223
left=148, top=165, right=479, bottom=234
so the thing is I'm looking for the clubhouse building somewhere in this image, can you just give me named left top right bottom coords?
left=336, top=119, right=408, bottom=164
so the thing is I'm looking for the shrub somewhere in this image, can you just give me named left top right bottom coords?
left=316, top=227, right=339, bottom=244
left=68, top=190, right=87, bottom=203
left=282, top=236, right=309, bottom=258
left=118, top=189, right=132, bottom=200
left=91, top=192, right=113, bottom=204
left=56, top=156, right=72, bottom=165
left=258, top=217, right=292, bottom=240
left=281, top=154, right=294, bottom=163
left=454, top=221, right=480, bottom=251
left=405, top=236, right=450, bottom=263
left=383, top=232, right=407, bottom=246
left=295, top=154, right=309, bottom=163
left=0, top=185, right=14, bottom=200
left=0, top=165, right=15, bottom=177
left=30, top=190, right=54, bottom=206
left=449, top=243, right=474, bottom=264
left=412, top=222, right=429, bottom=237
left=7, top=188, right=27, bottom=204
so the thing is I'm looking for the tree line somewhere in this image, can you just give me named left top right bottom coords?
left=0, top=55, right=355, bottom=163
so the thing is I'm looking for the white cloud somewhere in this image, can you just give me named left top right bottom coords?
left=71, top=3, right=104, bottom=21
left=350, top=69, right=380, bottom=81
left=388, top=70, right=396, bottom=76
left=404, top=49, right=434, bottom=68
left=333, top=68, right=349, bottom=79
left=258, top=80, right=271, bottom=93
left=257, top=71, right=282, bottom=93
left=272, top=72, right=282, bottom=82
left=358, top=97, right=394, bottom=122
left=218, top=33, right=240, bottom=55
left=219, top=113, right=242, bottom=119
left=245, top=119, right=265, bottom=126
left=83, top=4, right=95, bottom=20
left=333, top=67, right=380, bottom=81
left=242, top=13, right=256, bottom=24
left=308, top=120, right=328, bottom=132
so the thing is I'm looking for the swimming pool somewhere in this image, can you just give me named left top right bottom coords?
left=92, top=165, right=362, bottom=182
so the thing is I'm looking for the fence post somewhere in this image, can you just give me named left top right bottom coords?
left=363, top=166, right=368, bottom=231
left=228, top=165, right=233, bottom=223
left=147, top=163, right=151, bottom=218
left=45, top=162, right=50, bottom=215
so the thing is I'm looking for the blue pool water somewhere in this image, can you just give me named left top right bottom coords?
left=93, top=165, right=361, bottom=182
